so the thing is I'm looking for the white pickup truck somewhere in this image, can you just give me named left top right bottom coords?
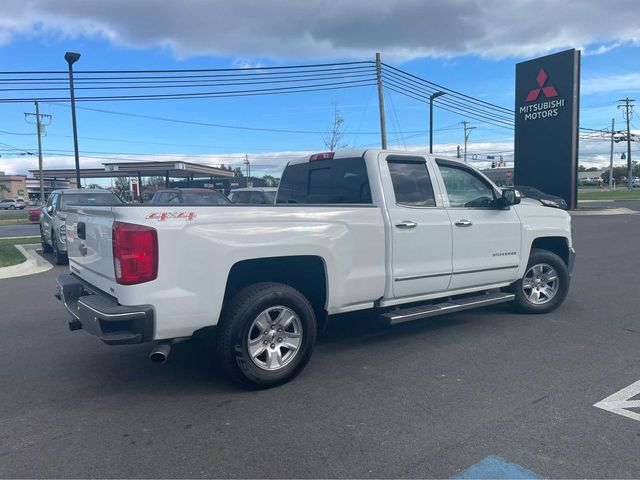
left=57, top=149, right=575, bottom=388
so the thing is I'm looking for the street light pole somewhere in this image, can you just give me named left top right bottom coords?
left=429, top=91, right=445, bottom=154
left=64, top=51, right=81, bottom=189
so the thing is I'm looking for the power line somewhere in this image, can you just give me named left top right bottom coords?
left=0, top=79, right=377, bottom=103
left=382, top=63, right=513, bottom=114
left=46, top=102, right=432, bottom=136
left=382, top=67, right=513, bottom=123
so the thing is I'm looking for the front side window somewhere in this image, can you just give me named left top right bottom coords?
left=388, top=157, right=436, bottom=207
left=438, top=163, right=495, bottom=208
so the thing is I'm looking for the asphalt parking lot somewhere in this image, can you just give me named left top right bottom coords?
left=1, top=214, right=640, bottom=478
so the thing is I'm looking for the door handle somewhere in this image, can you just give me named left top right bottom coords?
left=455, top=219, right=473, bottom=227
left=395, top=220, right=417, bottom=229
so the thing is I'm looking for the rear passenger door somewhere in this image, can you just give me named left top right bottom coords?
left=380, top=154, right=452, bottom=299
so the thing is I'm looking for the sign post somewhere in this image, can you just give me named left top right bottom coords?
left=514, top=49, right=580, bottom=209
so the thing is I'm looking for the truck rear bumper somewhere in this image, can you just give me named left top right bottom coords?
left=55, top=274, right=154, bottom=345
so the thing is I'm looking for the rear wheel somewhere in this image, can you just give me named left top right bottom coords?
left=512, top=248, right=569, bottom=314
left=216, top=282, right=317, bottom=389
left=9, top=205, right=15, bottom=210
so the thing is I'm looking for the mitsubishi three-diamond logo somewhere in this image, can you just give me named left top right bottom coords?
left=519, top=67, right=564, bottom=121
left=526, top=68, right=558, bottom=102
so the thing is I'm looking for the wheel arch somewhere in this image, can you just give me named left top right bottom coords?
left=530, top=236, right=570, bottom=265
left=223, top=255, right=329, bottom=330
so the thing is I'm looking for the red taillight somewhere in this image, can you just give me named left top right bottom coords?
left=309, top=152, right=335, bottom=161
left=112, top=221, right=158, bottom=285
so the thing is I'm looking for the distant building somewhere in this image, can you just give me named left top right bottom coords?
left=0, top=172, right=75, bottom=202
left=481, top=167, right=514, bottom=186
left=0, top=172, right=27, bottom=201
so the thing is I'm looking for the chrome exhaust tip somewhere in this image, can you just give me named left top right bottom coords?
left=149, top=342, right=171, bottom=364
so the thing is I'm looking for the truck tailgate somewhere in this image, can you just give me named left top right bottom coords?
left=66, top=207, right=117, bottom=295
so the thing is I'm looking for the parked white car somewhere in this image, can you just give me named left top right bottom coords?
left=57, top=149, right=574, bottom=388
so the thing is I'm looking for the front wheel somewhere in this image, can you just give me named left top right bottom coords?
left=216, top=282, right=317, bottom=389
left=41, top=229, right=53, bottom=254
left=512, top=248, right=569, bottom=314
left=52, top=235, right=68, bottom=265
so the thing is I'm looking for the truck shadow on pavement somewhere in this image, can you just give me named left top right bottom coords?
left=70, top=303, right=516, bottom=396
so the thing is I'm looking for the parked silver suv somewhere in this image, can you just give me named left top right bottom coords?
left=0, top=198, right=24, bottom=210
left=40, top=189, right=122, bottom=264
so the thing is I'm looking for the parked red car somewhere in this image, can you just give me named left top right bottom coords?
left=29, top=206, right=43, bottom=223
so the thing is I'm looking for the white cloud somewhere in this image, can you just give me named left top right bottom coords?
left=582, top=73, right=640, bottom=95
left=583, top=43, right=621, bottom=56
left=0, top=0, right=639, bottom=61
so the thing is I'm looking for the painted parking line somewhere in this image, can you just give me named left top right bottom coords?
left=594, top=379, right=640, bottom=422
left=453, top=455, right=544, bottom=479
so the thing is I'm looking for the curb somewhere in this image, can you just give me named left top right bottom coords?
left=0, top=244, right=53, bottom=280
left=0, top=235, right=40, bottom=241
left=570, top=208, right=637, bottom=216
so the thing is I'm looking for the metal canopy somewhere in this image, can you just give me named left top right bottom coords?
left=29, top=161, right=235, bottom=179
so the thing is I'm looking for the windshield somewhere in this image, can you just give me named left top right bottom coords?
left=60, top=193, right=122, bottom=209
left=179, top=191, right=230, bottom=204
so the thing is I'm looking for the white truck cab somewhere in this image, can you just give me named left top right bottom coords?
left=57, top=149, right=574, bottom=388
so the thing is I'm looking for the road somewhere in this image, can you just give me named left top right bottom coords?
left=1, top=215, right=640, bottom=478
left=0, top=223, right=39, bottom=238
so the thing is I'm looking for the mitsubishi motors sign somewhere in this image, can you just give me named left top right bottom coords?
left=514, top=49, right=580, bottom=209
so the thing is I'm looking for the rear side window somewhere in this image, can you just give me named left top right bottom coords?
left=276, top=157, right=371, bottom=204
left=388, top=158, right=436, bottom=207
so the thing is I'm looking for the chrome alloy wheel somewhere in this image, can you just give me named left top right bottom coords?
left=247, top=306, right=303, bottom=371
left=522, top=263, right=559, bottom=305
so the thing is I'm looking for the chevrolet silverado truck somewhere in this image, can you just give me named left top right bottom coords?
left=56, top=149, right=575, bottom=388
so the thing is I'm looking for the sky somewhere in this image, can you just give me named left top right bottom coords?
left=0, top=0, right=639, bottom=182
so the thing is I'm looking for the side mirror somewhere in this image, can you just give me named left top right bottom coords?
left=46, top=205, right=54, bottom=214
left=498, top=188, right=521, bottom=208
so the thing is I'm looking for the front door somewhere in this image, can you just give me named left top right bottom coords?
left=436, top=160, right=521, bottom=290
left=380, top=154, right=453, bottom=299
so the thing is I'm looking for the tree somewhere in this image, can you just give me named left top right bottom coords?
left=323, top=102, right=348, bottom=152
left=0, top=184, right=9, bottom=193
left=232, top=167, right=244, bottom=178
left=586, top=167, right=599, bottom=172
left=86, top=183, right=103, bottom=189
left=262, top=175, right=279, bottom=187
left=578, top=165, right=586, bottom=172
left=113, top=177, right=130, bottom=198
left=600, top=166, right=628, bottom=184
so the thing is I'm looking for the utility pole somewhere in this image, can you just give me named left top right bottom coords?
left=609, top=118, right=615, bottom=191
left=617, top=98, right=635, bottom=190
left=375, top=53, right=387, bottom=149
left=460, top=121, right=476, bottom=163
left=244, top=154, right=251, bottom=186
left=24, top=101, right=51, bottom=204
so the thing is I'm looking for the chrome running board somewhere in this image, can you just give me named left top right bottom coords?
left=380, top=292, right=515, bottom=325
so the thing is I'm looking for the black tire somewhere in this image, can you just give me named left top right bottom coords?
left=41, top=229, right=53, bottom=254
left=512, top=248, right=569, bottom=314
left=52, top=234, right=68, bottom=265
left=9, top=205, right=15, bottom=210
left=216, top=282, right=317, bottom=389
